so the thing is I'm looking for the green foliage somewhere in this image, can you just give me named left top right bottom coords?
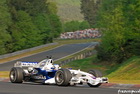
left=0, top=0, right=63, bottom=55
left=48, top=14, right=63, bottom=38
left=47, top=2, right=58, bottom=14
left=80, top=0, right=140, bottom=63
left=122, top=0, right=140, bottom=56
left=26, top=0, right=48, bottom=16
left=81, top=0, right=102, bottom=27
left=79, top=21, right=90, bottom=30
left=0, top=0, right=12, bottom=54
left=96, top=0, right=140, bottom=63
left=64, top=20, right=90, bottom=32
left=32, top=14, right=52, bottom=44
left=64, top=21, right=80, bottom=32
left=15, top=11, right=40, bottom=49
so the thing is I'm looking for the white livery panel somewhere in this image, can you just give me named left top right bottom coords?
left=14, top=61, right=38, bottom=67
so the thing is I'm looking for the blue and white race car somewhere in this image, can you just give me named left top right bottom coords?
left=9, top=57, right=108, bottom=87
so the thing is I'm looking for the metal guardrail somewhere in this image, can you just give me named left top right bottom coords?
left=59, top=50, right=97, bottom=66
left=55, top=42, right=99, bottom=66
left=0, top=43, right=58, bottom=59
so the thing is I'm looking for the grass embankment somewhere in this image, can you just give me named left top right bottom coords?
left=48, top=0, right=84, bottom=22
left=55, top=38, right=101, bottom=44
left=63, top=55, right=140, bottom=84
left=0, top=38, right=100, bottom=78
left=108, top=56, right=140, bottom=84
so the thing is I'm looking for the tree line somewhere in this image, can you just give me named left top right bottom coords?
left=81, top=0, right=140, bottom=63
left=63, top=20, right=90, bottom=32
left=0, top=0, right=62, bottom=55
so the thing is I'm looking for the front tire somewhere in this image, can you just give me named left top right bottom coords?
left=9, top=67, right=24, bottom=83
left=87, top=69, right=103, bottom=87
left=55, top=68, right=72, bottom=86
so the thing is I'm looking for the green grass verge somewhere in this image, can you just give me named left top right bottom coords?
left=107, top=56, right=140, bottom=84
left=54, top=38, right=101, bottom=44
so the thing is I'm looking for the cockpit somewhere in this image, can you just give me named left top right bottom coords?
left=36, top=59, right=59, bottom=71
left=38, top=59, right=53, bottom=68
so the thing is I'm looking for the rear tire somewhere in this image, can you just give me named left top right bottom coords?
left=9, top=67, right=24, bottom=83
left=55, top=68, right=72, bottom=86
left=87, top=69, right=103, bottom=87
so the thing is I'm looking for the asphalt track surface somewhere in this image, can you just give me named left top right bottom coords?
left=0, top=81, right=118, bottom=94
left=0, top=43, right=95, bottom=71
left=0, top=42, right=119, bottom=94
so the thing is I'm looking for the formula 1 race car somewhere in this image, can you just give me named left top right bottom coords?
left=9, top=57, right=108, bottom=87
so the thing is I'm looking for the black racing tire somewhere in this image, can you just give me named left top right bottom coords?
left=88, top=83, right=102, bottom=87
left=89, top=69, right=103, bottom=77
left=55, top=68, right=72, bottom=86
left=87, top=69, right=103, bottom=87
left=9, top=67, right=24, bottom=83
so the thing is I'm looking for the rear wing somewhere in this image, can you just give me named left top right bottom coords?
left=14, top=61, right=38, bottom=67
